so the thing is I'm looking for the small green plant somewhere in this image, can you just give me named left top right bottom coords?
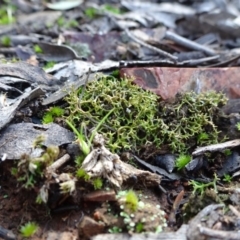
left=43, top=61, right=55, bottom=70
left=223, top=149, right=232, bottom=156
left=125, top=190, right=139, bottom=212
left=1, top=36, right=11, bottom=46
left=20, top=222, right=38, bottom=237
left=92, top=177, right=103, bottom=190
left=223, top=174, right=232, bottom=183
left=0, top=5, right=16, bottom=25
left=66, top=109, right=114, bottom=156
left=197, top=132, right=209, bottom=144
left=175, top=154, right=191, bottom=171
left=135, top=222, right=144, bottom=233
left=33, top=44, right=43, bottom=53
left=85, top=7, right=97, bottom=18
left=75, top=155, right=85, bottom=167
left=11, top=144, right=59, bottom=189
left=236, top=122, right=240, bottom=131
left=76, top=168, right=90, bottom=181
left=42, top=106, right=64, bottom=124
left=102, top=4, right=122, bottom=14
left=57, top=16, right=64, bottom=27
left=189, top=173, right=219, bottom=196
left=108, top=226, right=122, bottom=233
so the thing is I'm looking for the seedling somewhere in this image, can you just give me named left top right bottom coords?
left=223, top=174, right=232, bottom=183
left=66, top=108, right=114, bottom=156
left=197, top=132, right=209, bottom=144
left=92, top=177, right=103, bottom=190
left=43, top=61, right=55, bottom=70
left=85, top=7, right=97, bottom=18
left=236, top=122, right=240, bottom=131
left=76, top=168, right=90, bottom=181
left=33, top=44, right=43, bottom=53
left=20, top=222, right=38, bottom=237
left=223, top=149, right=232, bottom=156
left=175, top=154, right=191, bottom=171
left=1, top=36, right=11, bottom=46
left=42, top=106, right=64, bottom=124
left=125, top=190, right=139, bottom=212
left=0, top=5, right=16, bottom=25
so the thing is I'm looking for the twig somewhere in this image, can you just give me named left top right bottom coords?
left=165, top=30, right=216, bottom=56
left=125, top=28, right=178, bottom=62
left=47, top=153, right=70, bottom=173
left=109, top=15, right=177, bottom=62
left=198, top=225, right=240, bottom=239
left=192, top=139, right=240, bottom=156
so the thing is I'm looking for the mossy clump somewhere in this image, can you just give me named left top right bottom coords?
left=66, top=76, right=161, bottom=152
left=65, top=76, right=227, bottom=153
left=158, top=91, right=227, bottom=152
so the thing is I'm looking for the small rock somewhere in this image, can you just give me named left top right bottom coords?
left=78, top=216, right=105, bottom=239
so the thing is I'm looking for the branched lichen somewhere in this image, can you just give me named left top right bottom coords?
left=66, top=76, right=162, bottom=152
left=65, top=76, right=227, bottom=153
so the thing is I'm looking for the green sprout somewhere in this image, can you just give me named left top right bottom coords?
left=108, top=226, right=122, bottom=233
left=92, top=177, right=103, bottom=190
left=76, top=168, right=90, bottom=181
left=20, top=222, right=38, bottom=237
left=85, top=7, right=97, bottom=18
left=197, top=132, right=209, bottom=144
left=236, top=122, right=240, bottom=131
left=189, top=173, right=219, bottom=196
left=11, top=144, right=59, bottom=189
left=57, top=16, right=64, bottom=27
left=135, top=222, right=144, bottom=233
left=1, top=36, right=11, bottom=46
left=33, top=44, right=43, bottom=53
left=66, top=109, right=114, bottom=156
left=0, top=5, right=16, bottom=25
left=223, top=149, right=232, bottom=156
left=125, top=190, right=139, bottom=212
left=42, top=106, right=64, bottom=124
left=175, top=154, right=191, bottom=171
left=102, top=4, right=122, bottom=14
left=223, top=174, right=232, bottom=183
left=43, top=61, right=55, bottom=70
left=75, top=155, right=85, bottom=167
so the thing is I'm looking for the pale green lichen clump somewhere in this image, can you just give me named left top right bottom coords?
left=66, top=76, right=161, bottom=152
left=65, top=76, right=227, bottom=153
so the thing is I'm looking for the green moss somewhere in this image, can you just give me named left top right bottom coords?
left=1, top=36, right=11, bottom=46
left=65, top=76, right=227, bottom=153
left=66, top=76, right=161, bottom=152
left=0, top=5, right=16, bottom=25
left=42, top=106, right=64, bottom=124
left=92, top=177, right=103, bottom=190
left=76, top=168, right=90, bottom=181
left=125, top=190, right=139, bottom=212
left=175, top=154, right=191, bottom=171
left=33, top=44, right=43, bottom=53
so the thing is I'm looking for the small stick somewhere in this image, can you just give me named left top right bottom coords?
left=192, top=139, right=240, bottom=156
left=198, top=225, right=240, bottom=239
left=125, top=28, right=178, bottom=62
left=165, top=31, right=216, bottom=56
left=47, top=153, right=70, bottom=172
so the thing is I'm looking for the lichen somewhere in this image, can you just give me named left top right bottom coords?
left=65, top=76, right=227, bottom=153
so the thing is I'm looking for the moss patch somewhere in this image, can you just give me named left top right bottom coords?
left=65, top=76, right=227, bottom=153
